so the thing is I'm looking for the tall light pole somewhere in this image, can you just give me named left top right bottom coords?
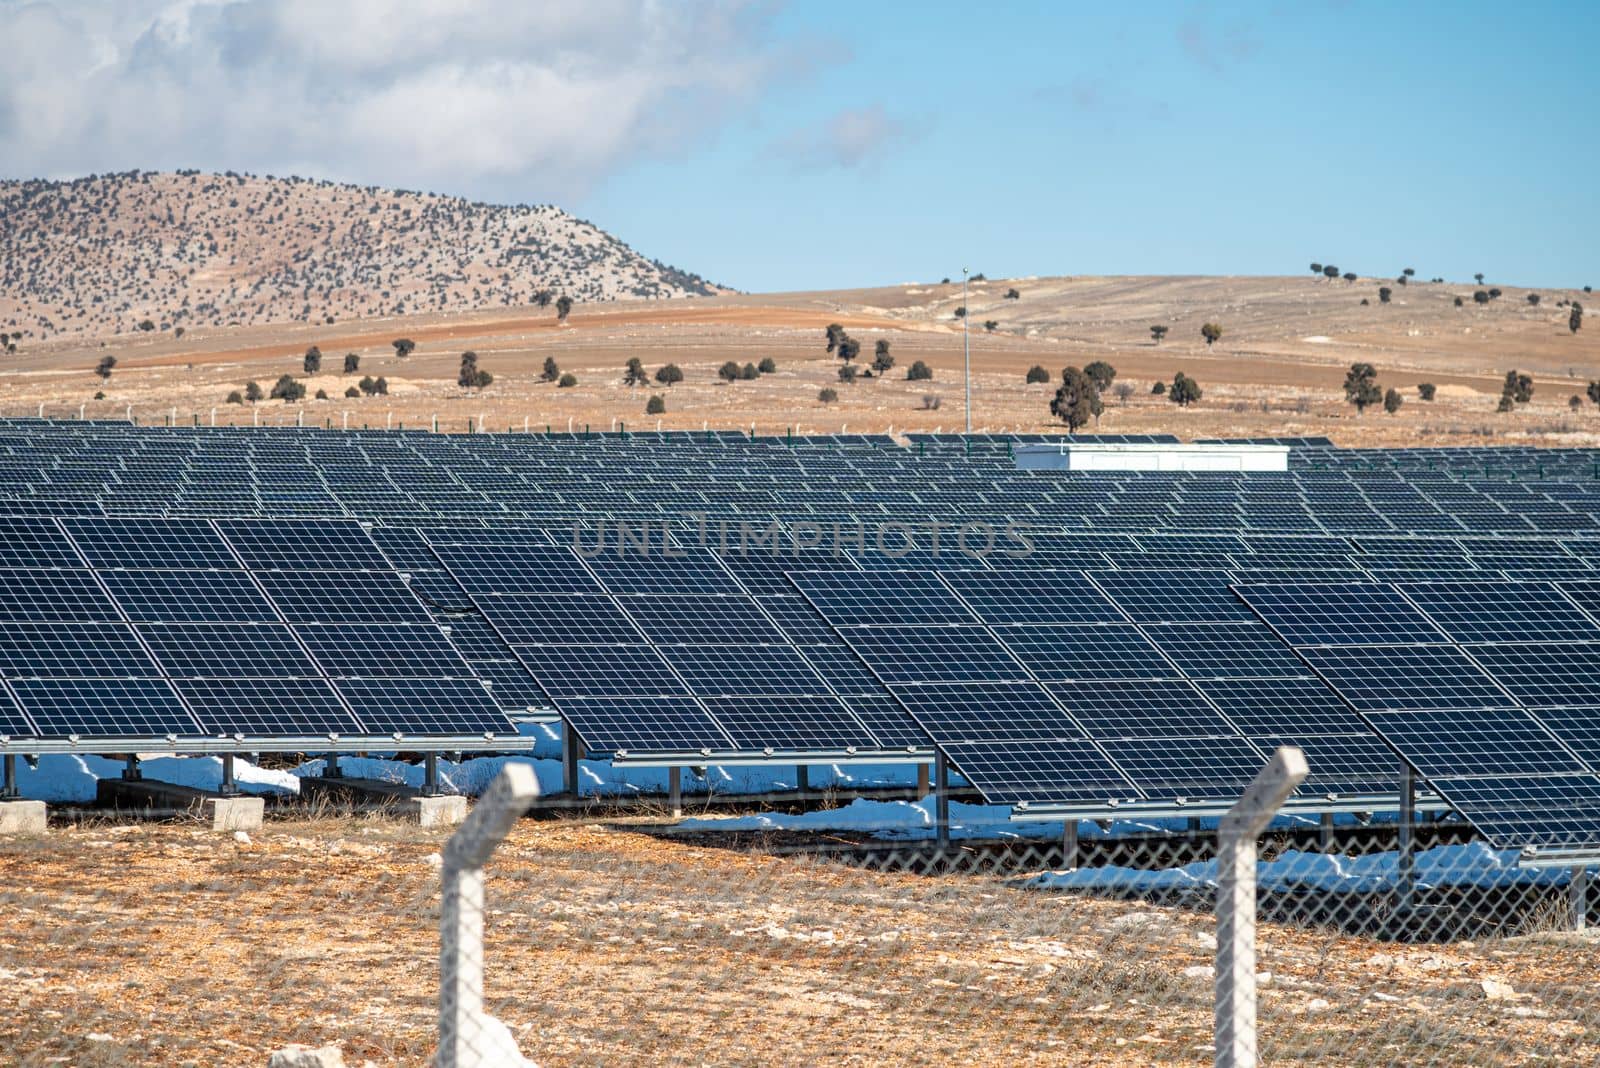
left=962, top=267, right=972, bottom=433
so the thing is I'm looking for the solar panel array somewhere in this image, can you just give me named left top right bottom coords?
left=1, top=418, right=1599, bottom=851
left=0, top=513, right=519, bottom=747
left=1239, top=580, right=1600, bottom=850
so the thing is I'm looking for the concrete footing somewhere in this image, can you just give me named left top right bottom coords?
left=299, top=776, right=467, bottom=826
left=95, top=779, right=264, bottom=832
left=0, top=799, right=47, bottom=835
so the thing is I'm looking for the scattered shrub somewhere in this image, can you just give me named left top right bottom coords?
left=817, top=388, right=838, bottom=404
left=558, top=373, right=577, bottom=388
left=906, top=360, right=933, bottom=381
left=646, top=394, right=666, bottom=414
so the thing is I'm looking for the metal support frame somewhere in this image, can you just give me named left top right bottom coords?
left=795, top=765, right=810, bottom=793
left=326, top=752, right=342, bottom=779
left=1062, top=818, right=1079, bottom=869
left=122, top=754, right=142, bottom=782
left=934, top=749, right=951, bottom=849
left=668, top=766, right=682, bottom=819
left=1572, top=867, right=1590, bottom=932
left=437, top=764, right=539, bottom=1068
left=1396, top=760, right=1416, bottom=914
left=562, top=724, right=581, bottom=797
left=1215, top=746, right=1308, bottom=1068
left=1, top=754, right=17, bottom=799
left=422, top=753, right=441, bottom=798
left=1319, top=812, right=1335, bottom=852
left=218, top=753, right=239, bottom=798
left=916, top=762, right=930, bottom=796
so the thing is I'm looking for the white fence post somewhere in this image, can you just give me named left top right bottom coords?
left=1215, top=746, right=1307, bottom=1068
left=437, top=764, right=539, bottom=1068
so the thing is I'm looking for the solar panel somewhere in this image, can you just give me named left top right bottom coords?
left=332, top=677, right=513, bottom=736
left=1095, top=736, right=1270, bottom=797
left=0, top=569, right=121, bottom=622
left=1466, top=643, right=1600, bottom=707
left=1360, top=707, right=1586, bottom=777
left=0, top=622, right=162, bottom=678
left=295, top=623, right=472, bottom=677
left=934, top=740, right=1138, bottom=805
left=1237, top=582, right=1446, bottom=645
left=559, top=695, right=733, bottom=754
left=620, top=595, right=788, bottom=645
left=64, top=517, right=238, bottom=570
left=993, top=623, right=1176, bottom=682
left=0, top=686, right=36, bottom=737
left=1399, top=581, right=1600, bottom=644
left=839, top=694, right=930, bottom=749
left=840, top=625, right=1025, bottom=684
left=510, top=644, right=689, bottom=699
left=941, top=569, right=1124, bottom=624
left=173, top=677, right=362, bottom=736
left=100, top=569, right=279, bottom=622
left=660, top=644, right=829, bottom=696
left=1195, top=676, right=1368, bottom=736
left=135, top=622, right=318, bottom=677
left=580, top=546, right=742, bottom=595
left=1060, top=679, right=1236, bottom=738
left=0, top=517, right=80, bottom=567
left=892, top=683, right=1080, bottom=744
left=1296, top=645, right=1510, bottom=711
left=1420, top=774, right=1600, bottom=850
left=261, top=571, right=434, bottom=625
left=432, top=542, right=604, bottom=594
left=1091, top=570, right=1254, bottom=624
left=1141, top=622, right=1309, bottom=678
left=469, top=593, right=642, bottom=645
left=11, top=677, right=200, bottom=737
left=219, top=518, right=393, bottom=571
left=702, top=695, right=879, bottom=751
left=787, top=570, right=973, bottom=625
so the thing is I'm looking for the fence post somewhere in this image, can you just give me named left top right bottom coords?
left=437, top=764, right=539, bottom=1068
left=1215, top=746, right=1307, bottom=1068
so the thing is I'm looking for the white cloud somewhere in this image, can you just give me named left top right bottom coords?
left=0, top=0, right=794, bottom=201
left=774, top=104, right=915, bottom=172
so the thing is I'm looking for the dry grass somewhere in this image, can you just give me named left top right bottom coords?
left=2, top=818, right=1597, bottom=1066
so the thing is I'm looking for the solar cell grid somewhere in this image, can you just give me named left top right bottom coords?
left=892, top=682, right=1081, bottom=744
left=1141, top=622, right=1310, bottom=679
left=1296, top=644, right=1511, bottom=711
left=331, top=677, right=512, bottom=736
left=0, top=517, right=80, bottom=567
left=101, top=569, right=278, bottom=623
left=0, top=622, right=161, bottom=678
left=1091, top=569, right=1255, bottom=624
left=471, top=593, right=642, bottom=646
left=136, top=622, right=317, bottom=677
left=1195, top=676, right=1366, bottom=735
left=0, top=568, right=121, bottom=622
left=174, top=676, right=361, bottom=736
left=12, top=677, right=201, bottom=738
left=702, top=695, right=879, bottom=751
left=511, top=644, right=689, bottom=699
left=261, top=570, right=433, bottom=625
left=1360, top=707, right=1585, bottom=778
left=1464, top=643, right=1600, bottom=708
left=992, top=623, right=1176, bottom=682
left=64, top=517, right=238, bottom=569
left=1422, top=775, right=1600, bottom=850
left=1096, top=735, right=1270, bottom=797
left=840, top=625, right=1026, bottom=684
left=661, top=644, right=828, bottom=696
left=788, top=570, right=974, bottom=625
left=619, top=595, right=788, bottom=645
left=1397, top=581, right=1600, bottom=643
left=295, top=623, right=472, bottom=677
left=1237, top=582, right=1447, bottom=646
left=432, top=541, right=603, bottom=594
left=1059, top=679, right=1236, bottom=738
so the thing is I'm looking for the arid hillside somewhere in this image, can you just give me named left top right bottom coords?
left=0, top=171, right=724, bottom=341
left=4, top=270, right=1593, bottom=448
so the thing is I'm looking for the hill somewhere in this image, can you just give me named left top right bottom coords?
left=0, top=170, right=725, bottom=342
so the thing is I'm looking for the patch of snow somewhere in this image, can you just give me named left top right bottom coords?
left=1302, top=335, right=1333, bottom=344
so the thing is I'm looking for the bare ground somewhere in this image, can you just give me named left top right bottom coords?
left=4, top=275, right=1596, bottom=448
left=2, top=816, right=1595, bottom=1066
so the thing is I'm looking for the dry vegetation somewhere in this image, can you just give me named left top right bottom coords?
left=2, top=817, right=1596, bottom=1066
left=4, top=266, right=1594, bottom=447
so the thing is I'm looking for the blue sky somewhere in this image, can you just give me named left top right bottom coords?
left=582, top=2, right=1598, bottom=292
left=5, top=1, right=1594, bottom=293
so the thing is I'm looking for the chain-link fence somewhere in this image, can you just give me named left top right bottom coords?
left=2, top=759, right=1596, bottom=1066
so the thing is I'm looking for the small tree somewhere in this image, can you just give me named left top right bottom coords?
left=1571, top=395, right=1583, bottom=412
left=1084, top=360, right=1117, bottom=391
left=1475, top=273, right=1485, bottom=285
left=1474, top=290, right=1490, bottom=305
left=906, top=361, right=933, bottom=381
left=1342, top=272, right=1357, bottom=283
left=1150, top=325, right=1168, bottom=344
left=983, top=320, right=999, bottom=333
left=646, top=394, right=666, bottom=414
left=556, top=295, right=573, bottom=322
left=1169, top=373, right=1202, bottom=407
left=655, top=363, right=684, bottom=386
left=1489, top=287, right=1503, bottom=300
left=1455, top=296, right=1465, bottom=307
left=1025, top=365, right=1050, bottom=384
left=1343, top=363, right=1382, bottom=412
left=758, top=357, right=777, bottom=374
left=1418, top=383, right=1437, bottom=401
left=344, top=386, right=360, bottom=398
left=314, top=388, right=328, bottom=400
left=559, top=373, right=577, bottom=388
left=1378, top=287, right=1392, bottom=304
left=953, top=306, right=966, bottom=319
left=541, top=357, right=560, bottom=382
left=1201, top=323, right=1223, bottom=347
left=1004, top=288, right=1020, bottom=299
left=1113, top=382, right=1135, bottom=405
left=1586, top=381, right=1600, bottom=408
left=358, top=375, right=378, bottom=396
left=718, top=361, right=740, bottom=382
left=1384, top=388, right=1403, bottom=415
left=872, top=339, right=894, bottom=375
left=138, top=319, right=156, bottom=332
left=1497, top=395, right=1515, bottom=413
left=1152, top=381, right=1167, bottom=395
left=825, top=324, right=845, bottom=353
left=304, top=346, right=322, bottom=375
left=95, top=355, right=116, bottom=380
left=740, top=363, right=759, bottom=380
left=1323, top=265, right=1340, bottom=280
left=392, top=338, right=415, bottom=358
left=459, top=351, right=492, bottom=391
left=534, top=290, right=553, bottom=309
left=1572, top=304, right=1584, bottom=334
left=1528, top=293, right=1541, bottom=306
left=837, top=337, right=861, bottom=364
left=1503, top=370, right=1533, bottom=405
left=922, top=394, right=941, bottom=410
left=624, top=357, right=648, bottom=386
left=270, top=374, right=305, bottom=403
left=343, top=352, right=360, bottom=374
left=1310, top=263, right=1323, bottom=276
left=226, top=390, right=245, bottom=405
left=1050, top=366, right=1102, bottom=433
left=838, top=363, right=858, bottom=384
left=818, top=388, right=838, bottom=404
left=244, top=381, right=264, bottom=404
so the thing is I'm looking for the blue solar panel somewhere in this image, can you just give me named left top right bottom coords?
left=892, top=683, right=1079, bottom=744
left=620, top=596, right=788, bottom=645
left=101, top=569, right=279, bottom=623
left=295, top=623, right=472, bottom=677
left=219, top=518, right=392, bottom=571
left=660, top=644, right=829, bottom=696
left=993, top=623, right=1176, bottom=682
left=0, top=569, right=120, bottom=622
left=941, top=570, right=1124, bottom=624
left=511, top=645, right=689, bottom=699
left=0, top=517, right=79, bottom=567
left=1361, top=707, right=1586, bottom=777
left=560, top=694, right=735, bottom=755
left=174, top=677, right=361, bottom=736
left=1060, top=680, right=1236, bottom=738
left=1096, top=736, right=1270, bottom=797
left=332, top=677, right=512, bottom=736
left=703, top=695, right=879, bottom=751
left=1237, top=582, right=1447, bottom=645
left=1296, top=645, right=1510, bottom=711
left=64, top=517, right=238, bottom=570
left=470, top=593, right=642, bottom=645
left=787, top=570, right=973, bottom=625
left=839, top=625, right=1025, bottom=684
left=136, top=622, right=318, bottom=677
left=1141, top=622, right=1309, bottom=679
left=934, top=740, right=1137, bottom=805
left=261, top=571, right=433, bottom=625
left=0, top=622, right=163, bottom=678
left=12, top=677, right=200, bottom=737
left=1399, top=581, right=1600, bottom=644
